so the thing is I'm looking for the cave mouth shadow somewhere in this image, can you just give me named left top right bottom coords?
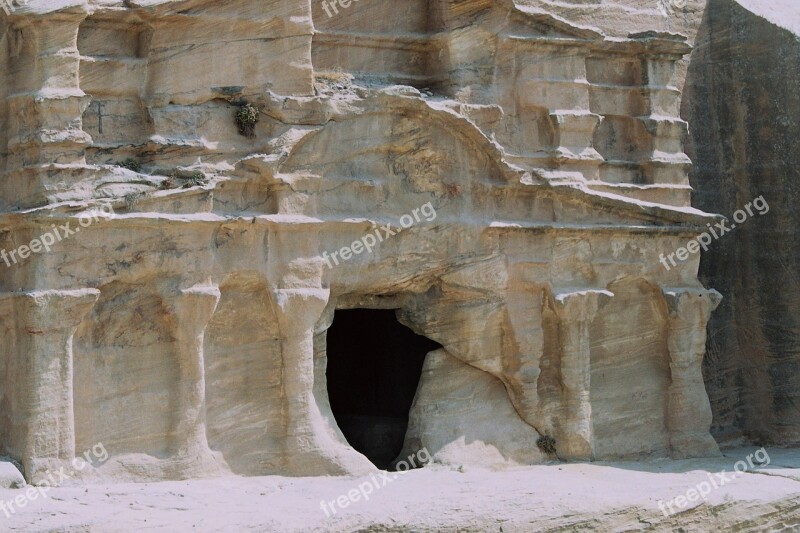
left=325, top=308, right=441, bottom=470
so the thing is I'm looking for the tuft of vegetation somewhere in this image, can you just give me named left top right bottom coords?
left=315, top=68, right=352, bottom=84
left=159, top=170, right=209, bottom=190
left=184, top=171, right=207, bottom=188
left=536, top=435, right=557, bottom=456
left=235, top=103, right=260, bottom=138
left=117, top=158, right=142, bottom=173
left=313, top=68, right=354, bottom=95
left=124, top=192, right=144, bottom=210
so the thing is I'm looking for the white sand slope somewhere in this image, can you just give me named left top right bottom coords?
left=0, top=446, right=798, bottom=532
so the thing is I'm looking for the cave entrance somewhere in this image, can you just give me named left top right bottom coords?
left=325, top=309, right=441, bottom=469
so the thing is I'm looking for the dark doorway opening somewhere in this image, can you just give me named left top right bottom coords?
left=326, top=309, right=441, bottom=469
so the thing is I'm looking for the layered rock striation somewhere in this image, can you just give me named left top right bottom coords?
left=0, top=0, right=724, bottom=482
left=684, top=0, right=800, bottom=446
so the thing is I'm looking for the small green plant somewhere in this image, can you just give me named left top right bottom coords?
left=160, top=170, right=207, bottom=190
left=235, top=103, right=260, bottom=138
left=184, top=171, right=207, bottom=188
left=118, top=158, right=142, bottom=172
left=536, top=435, right=557, bottom=456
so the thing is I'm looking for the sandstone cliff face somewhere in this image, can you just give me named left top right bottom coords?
left=684, top=0, right=800, bottom=446
left=0, top=0, right=724, bottom=483
left=522, top=0, right=707, bottom=39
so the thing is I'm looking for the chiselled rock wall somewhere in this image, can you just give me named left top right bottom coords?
left=684, top=0, right=800, bottom=445
left=0, top=0, right=723, bottom=483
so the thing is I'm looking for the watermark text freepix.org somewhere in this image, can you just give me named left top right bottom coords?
left=320, top=0, right=357, bottom=18
left=320, top=448, right=430, bottom=517
left=322, top=202, right=437, bottom=269
left=0, top=442, right=109, bottom=518
left=658, top=447, right=770, bottom=516
left=0, top=203, right=115, bottom=268
left=660, top=195, right=769, bottom=271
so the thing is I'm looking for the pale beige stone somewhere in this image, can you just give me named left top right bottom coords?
left=0, top=0, right=725, bottom=484
left=399, top=348, right=548, bottom=468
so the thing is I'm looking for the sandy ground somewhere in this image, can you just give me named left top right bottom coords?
left=1, top=446, right=799, bottom=532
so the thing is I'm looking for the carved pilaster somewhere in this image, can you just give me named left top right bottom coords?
left=168, top=284, right=220, bottom=460
left=663, top=288, right=722, bottom=458
left=553, top=290, right=612, bottom=460
left=636, top=34, right=692, bottom=192
left=272, top=285, right=374, bottom=475
left=1, top=289, right=99, bottom=480
left=3, top=13, right=92, bottom=208
left=550, top=111, right=604, bottom=180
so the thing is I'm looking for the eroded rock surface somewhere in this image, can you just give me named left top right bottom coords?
left=399, top=348, right=547, bottom=468
left=0, top=0, right=728, bottom=483
left=684, top=0, right=800, bottom=446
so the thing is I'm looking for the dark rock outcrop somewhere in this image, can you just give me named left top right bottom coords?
left=685, top=0, right=800, bottom=445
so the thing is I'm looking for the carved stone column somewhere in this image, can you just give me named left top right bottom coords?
left=550, top=111, right=604, bottom=180
left=636, top=33, right=693, bottom=193
left=168, top=284, right=220, bottom=463
left=272, top=286, right=374, bottom=475
left=3, top=13, right=92, bottom=208
left=553, top=290, right=611, bottom=460
left=663, top=288, right=722, bottom=458
left=2, top=289, right=99, bottom=481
